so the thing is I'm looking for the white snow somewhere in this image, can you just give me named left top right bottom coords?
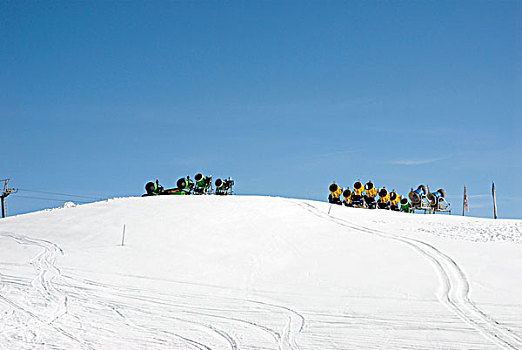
left=0, top=195, right=521, bottom=349
left=59, top=202, right=77, bottom=209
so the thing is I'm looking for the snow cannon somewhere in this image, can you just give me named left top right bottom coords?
left=409, top=185, right=427, bottom=204
left=350, top=181, right=365, bottom=208
left=195, top=173, right=212, bottom=189
left=427, top=188, right=450, bottom=213
left=389, top=191, right=401, bottom=211
left=145, top=182, right=157, bottom=195
left=215, top=177, right=234, bottom=195
left=400, top=197, right=411, bottom=213
left=194, top=173, right=213, bottom=194
left=329, top=183, right=340, bottom=194
left=215, top=178, right=233, bottom=190
left=353, top=181, right=364, bottom=196
left=328, top=183, right=343, bottom=205
left=364, top=181, right=377, bottom=198
left=427, top=189, right=447, bottom=207
left=343, top=188, right=352, bottom=206
left=364, top=181, right=377, bottom=209
left=377, top=188, right=390, bottom=209
left=143, top=179, right=164, bottom=196
left=176, top=176, right=194, bottom=193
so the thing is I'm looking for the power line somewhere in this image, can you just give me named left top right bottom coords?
left=17, top=188, right=104, bottom=201
left=14, top=194, right=91, bottom=204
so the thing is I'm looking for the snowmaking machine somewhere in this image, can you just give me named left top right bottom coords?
left=389, top=191, right=401, bottom=211
left=400, top=197, right=411, bottom=213
left=193, top=173, right=213, bottom=195
left=328, top=183, right=343, bottom=205
left=175, top=176, right=195, bottom=194
left=364, top=181, right=377, bottom=209
left=377, top=188, right=390, bottom=209
left=143, top=173, right=236, bottom=196
left=427, top=188, right=451, bottom=214
left=143, top=178, right=188, bottom=196
left=215, top=177, right=234, bottom=195
left=408, top=185, right=431, bottom=213
left=351, top=181, right=366, bottom=208
left=343, top=188, right=353, bottom=206
left=324, top=179, right=451, bottom=215
left=143, top=179, right=165, bottom=196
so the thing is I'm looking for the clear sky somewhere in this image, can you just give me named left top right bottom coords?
left=2, top=1, right=521, bottom=219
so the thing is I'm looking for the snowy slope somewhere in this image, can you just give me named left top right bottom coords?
left=0, top=196, right=521, bottom=349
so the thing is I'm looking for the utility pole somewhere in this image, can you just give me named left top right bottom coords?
left=1, top=179, right=17, bottom=218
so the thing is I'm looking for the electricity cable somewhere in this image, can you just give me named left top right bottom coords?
left=14, top=194, right=92, bottom=203
left=13, top=195, right=91, bottom=204
left=17, top=188, right=104, bottom=201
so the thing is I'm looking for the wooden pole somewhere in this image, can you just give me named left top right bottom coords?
left=462, top=184, right=468, bottom=216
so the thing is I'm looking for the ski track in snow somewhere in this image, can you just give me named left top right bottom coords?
left=57, top=272, right=305, bottom=350
left=291, top=200, right=522, bottom=350
left=0, top=230, right=305, bottom=350
left=0, top=231, right=93, bottom=349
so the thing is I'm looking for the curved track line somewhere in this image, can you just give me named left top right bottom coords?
left=247, top=299, right=305, bottom=350
left=60, top=273, right=300, bottom=350
left=0, top=232, right=92, bottom=349
left=58, top=274, right=241, bottom=350
left=108, top=305, right=212, bottom=350
left=290, top=200, right=522, bottom=350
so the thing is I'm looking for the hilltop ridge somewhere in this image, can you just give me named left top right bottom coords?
left=0, top=195, right=521, bottom=349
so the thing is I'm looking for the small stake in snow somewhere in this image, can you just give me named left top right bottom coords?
left=492, top=181, right=498, bottom=219
left=328, top=205, right=332, bottom=215
left=121, top=224, right=126, bottom=246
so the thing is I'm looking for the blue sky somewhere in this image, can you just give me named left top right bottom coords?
left=1, top=1, right=521, bottom=218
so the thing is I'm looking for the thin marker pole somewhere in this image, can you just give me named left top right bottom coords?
left=121, top=224, right=126, bottom=246
left=328, top=205, right=332, bottom=215
left=492, top=181, right=498, bottom=219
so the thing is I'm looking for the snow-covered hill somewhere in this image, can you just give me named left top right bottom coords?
left=0, top=196, right=521, bottom=349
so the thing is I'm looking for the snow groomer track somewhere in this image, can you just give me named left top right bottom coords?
left=1, top=196, right=521, bottom=349
left=291, top=200, right=522, bottom=350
